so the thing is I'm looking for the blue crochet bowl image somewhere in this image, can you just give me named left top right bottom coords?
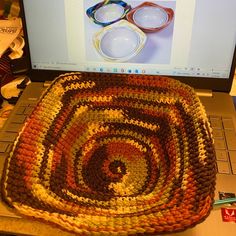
left=86, top=0, right=131, bottom=26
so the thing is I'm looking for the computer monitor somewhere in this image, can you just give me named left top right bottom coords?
left=21, top=0, right=236, bottom=91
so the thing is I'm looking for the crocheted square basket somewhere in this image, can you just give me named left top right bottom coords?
left=1, top=72, right=216, bottom=235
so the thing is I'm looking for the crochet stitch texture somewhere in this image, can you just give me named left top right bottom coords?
left=1, top=72, right=216, bottom=235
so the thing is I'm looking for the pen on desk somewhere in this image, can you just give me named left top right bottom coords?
left=214, top=198, right=236, bottom=206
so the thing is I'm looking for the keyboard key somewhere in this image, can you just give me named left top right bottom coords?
left=0, top=132, right=18, bottom=142
left=28, top=97, right=39, bottom=101
left=11, top=114, right=27, bottom=124
left=6, top=123, right=23, bottom=132
left=210, top=117, right=223, bottom=129
left=15, top=106, right=27, bottom=115
left=212, top=129, right=224, bottom=138
left=231, top=162, right=236, bottom=175
left=24, top=107, right=34, bottom=115
left=222, top=118, right=235, bottom=129
left=217, top=161, right=231, bottom=174
left=229, top=151, right=236, bottom=175
left=0, top=142, right=9, bottom=153
left=229, top=151, right=236, bottom=163
left=215, top=150, right=228, bottom=161
left=224, top=130, right=236, bottom=150
left=214, top=138, right=226, bottom=149
left=19, top=102, right=30, bottom=107
left=29, top=102, right=38, bottom=107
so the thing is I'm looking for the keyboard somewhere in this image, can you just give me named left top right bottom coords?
left=1, top=102, right=236, bottom=176
left=0, top=101, right=37, bottom=154
left=209, top=116, right=236, bottom=175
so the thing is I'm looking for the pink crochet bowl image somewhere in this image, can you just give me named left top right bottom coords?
left=126, top=1, right=174, bottom=33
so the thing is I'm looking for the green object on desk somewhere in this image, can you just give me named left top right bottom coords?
left=214, top=198, right=236, bottom=206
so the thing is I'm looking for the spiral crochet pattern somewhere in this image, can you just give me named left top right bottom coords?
left=1, top=72, right=216, bottom=235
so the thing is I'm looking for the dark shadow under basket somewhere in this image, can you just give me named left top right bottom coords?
left=1, top=72, right=216, bottom=235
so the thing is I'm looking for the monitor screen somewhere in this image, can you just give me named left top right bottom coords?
left=22, top=0, right=236, bottom=80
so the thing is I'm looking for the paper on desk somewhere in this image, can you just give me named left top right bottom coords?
left=0, top=18, right=22, bottom=58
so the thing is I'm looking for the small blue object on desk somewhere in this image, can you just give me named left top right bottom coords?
left=214, top=198, right=236, bottom=206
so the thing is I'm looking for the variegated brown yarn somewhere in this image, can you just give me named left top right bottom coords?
left=1, top=72, right=216, bottom=235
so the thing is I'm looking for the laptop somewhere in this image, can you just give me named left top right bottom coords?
left=0, top=0, right=236, bottom=235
